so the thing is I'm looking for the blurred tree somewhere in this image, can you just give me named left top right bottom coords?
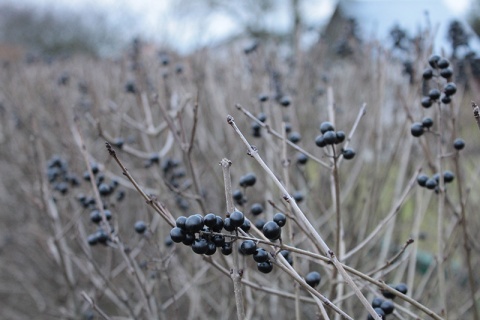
left=0, top=4, right=128, bottom=57
left=468, top=0, right=480, bottom=35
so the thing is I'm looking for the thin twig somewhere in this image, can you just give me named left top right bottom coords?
left=81, top=292, right=112, bottom=320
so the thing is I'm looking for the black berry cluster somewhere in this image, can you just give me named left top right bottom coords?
left=410, top=118, right=434, bottom=138
left=261, top=212, right=287, bottom=241
left=421, top=55, right=456, bottom=108
left=251, top=112, right=267, bottom=138
left=367, top=283, right=407, bottom=319
left=417, top=171, right=455, bottom=191
left=46, top=155, right=80, bottom=196
left=233, top=173, right=257, bottom=205
left=315, top=121, right=355, bottom=160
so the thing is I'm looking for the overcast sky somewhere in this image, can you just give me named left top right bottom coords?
left=4, top=0, right=474, bottom=53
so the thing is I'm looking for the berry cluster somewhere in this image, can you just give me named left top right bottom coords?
left=315, top=121, right=355, bottom=160
left=417, top=170, right=455, bottom=191
left=46, top=155, right=80, bottom=195
left=367, top=283, right=408, bottom=319
left=421, top=55, right=456, bottom=108
left=81, top=162, right=125, bottom=203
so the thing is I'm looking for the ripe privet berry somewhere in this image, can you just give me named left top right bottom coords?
left=335, top=131, right=346, bottom=144
left=213, top=216, right=224, bottom=232
left=250, top=203, right=264, bottom=216
left=134, top=220, right=147, bottom=234
left=342, top=148, right=356, bottom=160
left=417, top=174, right=429, bottom=187
left=422, top=117, right=433, bottom=128
left=205, top=242, right=217, bottom=255
left=165, top=236, right=174, bottom=247
left=204, top=213, right=217, bottom=228
left=280, top=250, right=293, bottom=265
left=273, top=212, right=287, bottom=227
left=323, top=131, right=337, bottom=145
left=305, top=271, right=321, bottom=288
left=149, top=153, right=160, bottom=164
left=240, top=240, right=257, bottom=255
left=441, top=94, right=451, bottom=104
left=257, top=260, right=273, bottom=273
left=254, top=218, right=266, bottom=229
left=229, top=211, right=245, bottom=227
left=284, top=122, right=292, bottom=133
left=192, top=238, right=208, bottom=254
left=251, top=122, right=261, bottom=138
left=253, top=248, right=269, bottom=262
left=296, top=152, right=308, bottom=165
left=280, top=96, right=291, bottom=107
left=437, top=58, right=450, bottom=69
left=444, top=82, right=457, bottom=96
left=428, top=88, right=441, bottom=100
left=453, top=138, right=465, bottom=150
left=221, top=242, right=232, bottom=255
left=367, top=308, right=386, bottom=320
left=90, top=210, right=102, bottom=223
left=87, top=234, right=98, bottom=246
left=443, top=170, right=455, bottom=183
left=320, top=121, right=335, bottom=134
left=288, top=132, right=301, bottom=144
left=259, top=94, right=269, bottom=102
left=421, top=96, right=433, bottom=108
left=380, top=300, right=395, bottom=314
left=422, top=68, right=433, bottom=80
left=428, top=54, right=441, bottom=68
left=240, top=219, right=251, bottom=232
left=381, top=285, right=397, bottom=299
left=239, top=173, right=257, bottom=187
left=176, top=216, right=187, bottom=229
left=182, top=233, right=195, bottom=246
left=262, top=221, right=281, bottom=240
left=95, top=229, right=109, bottom=244
left=113, top=137, right=124, bottom=149
left=185, top=215, right=204, bottom=233
left=98, top=183, right=112, bottom=196
left=371, top=297, right=385, bottom=308
left=425, top=178, right=437, bottom=190
left=315, top=135, right=326, bottom=148
left=213, top=234, right=225, bottom=247
left=232, top=189, right=243, bottom=202
left=257, top=112, right=267, bottom=122
left=411, top=122, right=424, bottom=137
left=395, top=283, right=408, bottom=295
left=440, top=67, right=453, bottom=79
left=223, top=218, right=235, bottom=232
left=170, top=227, right=185, bottom=243
left=293, top=191, right=304, bottom=202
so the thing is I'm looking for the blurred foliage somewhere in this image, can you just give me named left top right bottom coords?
left=0, top=3, right=128, bottom=57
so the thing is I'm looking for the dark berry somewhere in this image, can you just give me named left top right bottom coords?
left=411, top=122, right=424, bottom=137
left=253, top=248, right=269, bottom=262
left=149, top=153, right=160, bottom=164
left=165, top=236, right=174, bottom=247
left=444, top=82, right=457, bottom=95
left=213, top=234, right=225, bottom=247
left=185, top=215, right=204, bottom=233
left=223, top=218, right=235, bottom=232
left=280, top=250, right=293, bottom=265
left=204, top=213, right=217, bottom=228
left=315, top=135, right=326, bottom=148
left=95, top=229, right=109, bottom=244
left=293, top=191, right=304, bottom=202
left=254, top=218, right=266, bottom=230
left=417, top=174, right=429, bottom=187
left=440, top=67, right=453, bottom=79
left=182, top=233, right=195, bottom=246
left=176, top=216, right=187, bottom=229
left=296, top=153, right=308, bottom=165
left=323, top=131, right=337, bottom=145
left=273, top=212, right=287, bottom=227
left=425, top=178, right=437, bottom=190
left=205, top=242, right=217, bottom=255
left=441, top=94, right=451, bottom=104
left=453, top=138, right=465, bottom=150
left=421, top=96, right=433, bottom=108
left=381, top=284, right=397, bottom=299
left=125, top=81, right=136, bottom=94
left=221, top=242, right=232, bottom=255
left=170, top=227, right=185, bottom=243
left=213, top=216, right=224, bottom=232
left=250, top=203, right=264, bottom=216
left=91, top=163, right=100, bottom=175
left=372, top=297, right=385, bottom=308
left=443, top=170, right=455, bottom=183
left=192, top=238, right=208, bottom=254
left=113, top=137, right=124, bottom=149
left=87, top=233, right=98, bottom=246
left=280, top=96, right=291, bottom=107
left=103, top=210, right=112, bottom=221
left=305, top=271, right=321, bottom=288
left=342, top=148, right=356, bottom=160
left=380, top=300, right=395, bottom=314
left=240, top=240, right=257, bottom=255
left=239, top=173, right=257, bottom=187
left=54, top=182, right=68, bottom=195
left=335, top=131, right=346, bottom=144
left=257, top=112, right=267, bottom=122
left=428, top=54, right=441, bottom=68
left=259, top=94, right=269, bottom=102
left=428, top=88, right=441, bottom=100
left=320, top=121, right=335, bottom=133
left=232, top=189, right=244, bottom=202
left=422, top=117, right=433, bottom=128
left=240, top=219, right=251, bottom=232
left=288, top=131, right=301, bottom=143
left=284, top=122, right=292, bottom=133
left=262, top=221, right=281, bottom=240
left=395, top=283, right=408, bottom=295
left=437, top=58, right=450, bottom=69
left=257, top=260, right=273, bottom=273
left=98, top=183, right=112, bottom=196
left=422, top=68, right=433, bottom=80
left=230, top=211, right=245, bottom=227
left=90, top=210, right=102, bottom=224
left=116, top=190, right=125, bottom=202
left=367, top=308, right=386, bottom=320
